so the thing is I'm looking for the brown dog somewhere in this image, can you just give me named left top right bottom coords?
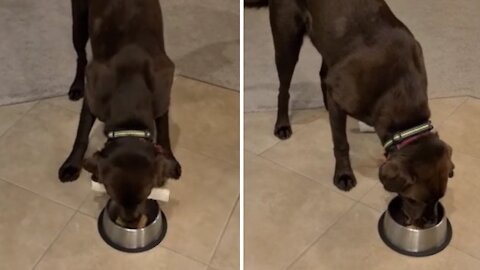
left=59, top=0, right=181, bottom=227
left=246, top=0, right=455, bottom=227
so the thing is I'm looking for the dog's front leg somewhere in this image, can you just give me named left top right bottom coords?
left=69, top=0, right=89, bottom=101
left=155, top=111, right=181, bottom=179
left=270, top=3, right=305, bottom=140
left=58, top=100, right=96, bottom=182
left=326, top=94, right=357, bottom=191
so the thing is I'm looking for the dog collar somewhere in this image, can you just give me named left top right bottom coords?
left=383, top=121, right=434, bottom=151
left=107, top=130, right=152, bottom=140
left=106, top=129, right=166, bottom=155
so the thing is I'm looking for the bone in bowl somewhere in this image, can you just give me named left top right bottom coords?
left=98, top=199, right=167, bottom=253
left=378, top=196, right=452, bottom=257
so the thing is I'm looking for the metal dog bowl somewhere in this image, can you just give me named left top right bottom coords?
left=98, top=199, right=167, bottom=253
left=378, top=196, right=452, bottom=257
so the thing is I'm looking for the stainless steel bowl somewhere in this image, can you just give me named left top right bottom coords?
left=378, top=196, right=452, bottom=257
left=98, top=199, right=167, bottom=253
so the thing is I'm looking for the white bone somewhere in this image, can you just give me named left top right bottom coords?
left=91, top=181, right=170, bottom=202
left=358, top=121, right=375, bottom=133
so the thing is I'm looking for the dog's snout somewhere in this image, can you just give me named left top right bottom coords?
left=401, top=197, right=441, bottom=228
left=118, top=205, right=141, bottom=222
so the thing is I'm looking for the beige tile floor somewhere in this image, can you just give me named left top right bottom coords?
left=245, top=96, right=480, bottom=270
left=0, top=76, right=239, bottom=270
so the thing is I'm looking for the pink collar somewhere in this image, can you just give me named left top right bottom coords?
left=384, top=130, right=435, bottom=159
left=396, top=131, right=434, bottom=150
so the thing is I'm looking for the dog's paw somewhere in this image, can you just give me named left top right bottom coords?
left=58, top=160, right=81, bottom=182
left=167, top=157, right=182, bottom=180
left=274, top=125, right=292, bottom=140
left=68, top=83, right=84, bottom=101
left=333, top=172, right=357, bottom=191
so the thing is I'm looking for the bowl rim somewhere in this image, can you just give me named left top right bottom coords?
left=386, top=196, right=447, bottom=232
left=378, top=212, right=452, bottom=257
left=98, top=202, right=168, bottom=253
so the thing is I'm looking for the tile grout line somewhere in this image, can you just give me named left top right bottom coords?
left=176, top=145, right=239, bottom=168
left=28, top=209, right=213, bottom=268
left=207, top=196, right=240, bottom=266
left=0, top=99, right=90, bottom=270
left=39, top=97, right=240, bottom=167
left=245, top=95, right=470, bottom=114
left=43, top=98, right=82, bottom=114
left=74, top=211, right=211, bottom=267
left=435, top=96, right=469, bottom=128
left=0, top=92, right=76, bottom=108
left=283, top=201, right=360, bottom=270
left=434, top=97, right=480, bottom=159
left=158, top=245, right=210, bottom=267
left=357, top=200, right=384, bottom=214
left=176, top=74, right=240, bottom=93
left=256, top=152, right=369, bottom=203
left=356, top=182, right=380, bottom=203
left=449, top=245, right=480, bottom=262
left=247, top=151, right=362, bottom=269
left=247, top=95, right=474, bottom=269
left=0, top=101, right=39, bottom=139
left=45, top=96, right=240, bottom=169
left=76, top=189, right=99, bottom=217
left=0, top=176, right=78, bottom=212
left=429, top=94, right=475, bottom=101
left=30, top=209, right=79, bottom=270
left=0, top=97, right=235, bottom=268
left=256, top=139, right=282, bottom=156
left=0, top=73, right=240, bottom=112
left=255, top=112, right=326, bottom=156
left=46, top=99, right=240, bottom=167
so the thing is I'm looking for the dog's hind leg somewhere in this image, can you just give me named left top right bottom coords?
left=270, top=1, right=305, bottom=139
left=320, top=62, right=329, bottom=111
left=58, top=100, right=96, bottom=182
left=325, top=91, right=357, bottom=191
left=69, top=0, right=89, bottom=101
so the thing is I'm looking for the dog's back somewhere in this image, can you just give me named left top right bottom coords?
left=298, top=0, right=410, bottom=64
left=85, top=0, right=173, bottom=123
left=88, top=0, right=165, bottom=61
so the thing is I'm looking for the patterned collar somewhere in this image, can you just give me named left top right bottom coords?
left=383, top=121, right=434, bottom=153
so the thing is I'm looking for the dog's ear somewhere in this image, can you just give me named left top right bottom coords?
left=83, top=151, right=104, bottom=183
left=446, top=144, right=455, bottom=179
left=379, top=158, right=415, bottom=192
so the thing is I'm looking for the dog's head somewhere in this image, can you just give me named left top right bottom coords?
left=83, top=138, right=177, bottom=228
left=379, top=133, right=454, bottom=227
